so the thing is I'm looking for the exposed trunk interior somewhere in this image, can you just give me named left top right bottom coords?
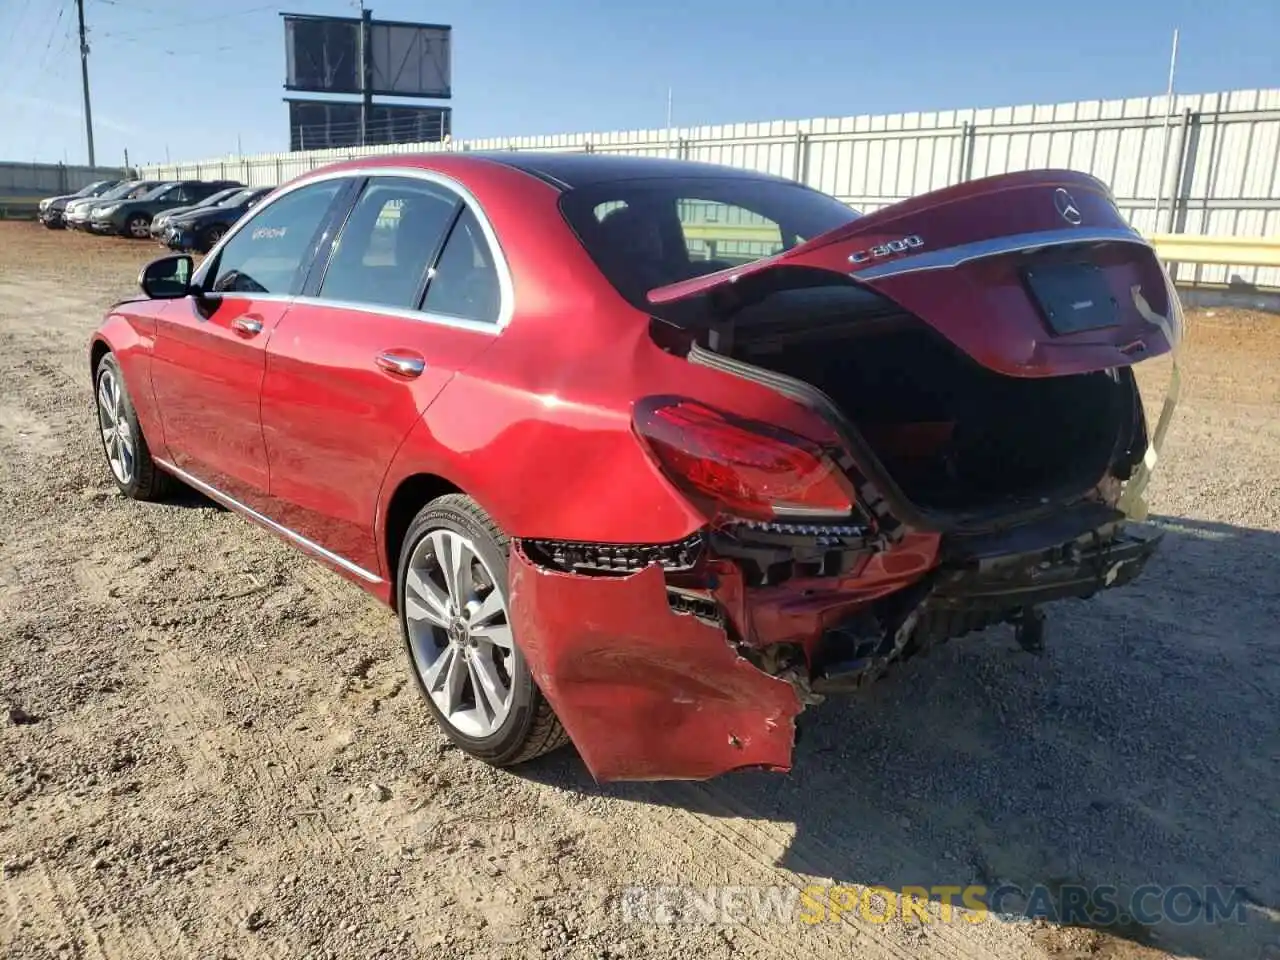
left=724, top=285, right=1139, bottom=515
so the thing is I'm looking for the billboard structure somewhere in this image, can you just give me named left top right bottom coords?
left=281, top=10, right=452, bottom=150
left=287, top=100, right=452, bottom=151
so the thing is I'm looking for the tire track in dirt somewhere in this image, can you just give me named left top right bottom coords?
left=648, top=780, right=1029, bottom=960
left=10, top=226, right=1278, bottom=960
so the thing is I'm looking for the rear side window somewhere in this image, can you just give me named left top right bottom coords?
left=560, top=177, right=859, bottom=307
left=422, top=207, right=501, bottom=324
left=319, top=177, right=458, bottom=310
left=209, top=180, right=344, bottom=295
left=676, top=200, right=785, bottom=265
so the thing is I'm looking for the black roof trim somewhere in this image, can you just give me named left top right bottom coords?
left=463, top=151, right=800, bottom=191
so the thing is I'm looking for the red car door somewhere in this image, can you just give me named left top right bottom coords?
left=259, top=176, right=505, bottom=579
left=148, top=179, right=351, bottom=510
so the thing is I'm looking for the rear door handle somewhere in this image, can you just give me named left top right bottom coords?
left=231, top=317, right=263, bottom=338
left=375, top=350, right=426, bottom=379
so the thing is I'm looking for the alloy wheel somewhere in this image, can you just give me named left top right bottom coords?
left=128, top=217, right=149, bottom=238
left=97, top=368, right=134, bottom=484
left=403, top=528, right=515, bottom=738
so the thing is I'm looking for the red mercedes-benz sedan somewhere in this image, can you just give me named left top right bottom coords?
left=89, top=153, right=1181, bottom=781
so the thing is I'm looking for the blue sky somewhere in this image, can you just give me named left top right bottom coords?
left=0, top=0, right=1276, bottom=167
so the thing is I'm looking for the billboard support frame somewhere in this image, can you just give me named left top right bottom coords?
left=281, top=9, right=452, bottom=100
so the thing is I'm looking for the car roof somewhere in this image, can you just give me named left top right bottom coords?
left=319, top=151, right=798, bottom=192
left=468, top=152, right=798, bottom=190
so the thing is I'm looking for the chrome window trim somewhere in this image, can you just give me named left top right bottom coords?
left=852, top=227, right=1148, bottom=281
left=191, top=165, right=515, bottom=330
left=154, top=458, right=384, bottom=585
left=292, top=295, right=503, bottom=335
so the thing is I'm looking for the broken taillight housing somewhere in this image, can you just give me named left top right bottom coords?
left=632, top=397, right=855, bottom=521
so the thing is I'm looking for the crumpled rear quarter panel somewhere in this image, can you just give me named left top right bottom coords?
left=508, top=546, right=802, bottom=782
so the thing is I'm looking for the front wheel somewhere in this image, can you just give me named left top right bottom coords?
left=397, top=494, right=567, bottom=766
left=198, top=224, right=226, bottom=253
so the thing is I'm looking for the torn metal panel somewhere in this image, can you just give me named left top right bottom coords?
left=1119, top=281, right=1184, bottom=521
left=508, top=546, right=802, bottom=782
left=708, top=532, right=941, bottom=655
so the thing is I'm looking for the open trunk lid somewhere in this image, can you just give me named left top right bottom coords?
left=649, top=169, right=1183, bottom=525
left=648, top=169, right=1183, bottom=377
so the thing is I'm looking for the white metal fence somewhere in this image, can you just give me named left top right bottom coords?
left=0, top=162, right=127, bottom=200
left=141, top=87, right=1280, bottom=286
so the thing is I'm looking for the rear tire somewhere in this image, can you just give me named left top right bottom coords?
left=397, top=494, right=567, bottom=767
left=94, top=353, right=170, bottom=501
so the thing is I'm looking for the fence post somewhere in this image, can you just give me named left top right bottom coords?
left=955, top=121, right=975, bottom=184
left=793, top=131, right=809, bottom=185
left=1165, top=107, right=1194, bottom=234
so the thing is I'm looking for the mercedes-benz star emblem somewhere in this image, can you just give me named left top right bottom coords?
left=1054, top=187, right=1083, bottom=225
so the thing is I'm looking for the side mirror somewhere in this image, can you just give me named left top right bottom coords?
left=139, top=254, right=193, bottom=300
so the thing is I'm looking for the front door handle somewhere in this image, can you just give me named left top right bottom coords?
left=375, top=350, right=426, bottom=379
left=231, top=317, right=263, bottom=338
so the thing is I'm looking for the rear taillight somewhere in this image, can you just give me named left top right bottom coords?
left=632, top=397, right=855, bottom=521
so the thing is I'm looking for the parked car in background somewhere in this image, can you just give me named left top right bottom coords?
left=89, top=179, right=242, bottom=238
left=161, top=186, right=274, bottom=252
left=149, top=186, right=246, bottom=241
left=38, top=180, right=121, bottom=229
left=66, top=180, right=163, bottom=231
left=88, top=154, right=1180, bottom=782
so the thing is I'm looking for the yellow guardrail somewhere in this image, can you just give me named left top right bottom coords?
left=681, top=224, right=1280, bottom=268
left=1146, top=234, right=1280, bottom=268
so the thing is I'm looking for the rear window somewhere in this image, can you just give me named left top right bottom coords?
left=559, top=177, right=859, bottom=306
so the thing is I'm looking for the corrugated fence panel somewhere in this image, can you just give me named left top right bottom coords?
left=0, top=162, right=126, bottom=199
left=138, top=87, right=1280, bottom=286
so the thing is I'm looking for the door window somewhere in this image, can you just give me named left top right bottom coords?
left=422, top=207, right=501, bottom=324
left=319, top=177, right=459, bottom=310
left=209, top=180, right=345, bottom=295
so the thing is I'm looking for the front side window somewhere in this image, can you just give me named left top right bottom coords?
left=319, top=177, right=458, bottom=310
left=209, top=180, right=345, bottom=295
left=560, top=177, right=859, bottom=306
left=422, top=207, right=501, bottom=324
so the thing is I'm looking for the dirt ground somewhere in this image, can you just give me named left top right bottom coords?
left=0, top=221, right=1277, bottom=960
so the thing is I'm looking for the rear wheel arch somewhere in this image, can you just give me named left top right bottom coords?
left=382, top=472, right=464, bottom=606
left=89, top=336, right=112, bottom=382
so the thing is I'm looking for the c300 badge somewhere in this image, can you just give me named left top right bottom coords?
left=848, top=235, right=924, bottom=264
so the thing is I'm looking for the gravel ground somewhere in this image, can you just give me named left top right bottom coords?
left=0, top=221, right=1277, bottom=960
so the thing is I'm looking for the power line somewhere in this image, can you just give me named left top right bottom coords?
left=99, top=2, right=278, bottom=41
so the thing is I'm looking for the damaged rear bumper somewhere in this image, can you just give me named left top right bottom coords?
left=510, top=510, right=1161, bottom=782
left=509, top=546, right=803, bottom=782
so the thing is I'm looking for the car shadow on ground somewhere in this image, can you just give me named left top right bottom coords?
left=162, top=480, right=225, bottom=511
left=516, top=516, right=1280, bottom=960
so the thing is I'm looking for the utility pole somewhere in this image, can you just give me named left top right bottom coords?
left=666, top=87, right=674, bottom=158
left=359, top=4, right=373, bottom=147
left=76, top=0, right=96, bottom=167
left=1153, top=28, right=1180, bottom=235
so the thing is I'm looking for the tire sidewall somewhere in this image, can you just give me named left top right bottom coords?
left=200, top=225, right=225, bottom=252
left=94, top=353, right=148, bottom=498
left=396, top=498, right=541, bottom=763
